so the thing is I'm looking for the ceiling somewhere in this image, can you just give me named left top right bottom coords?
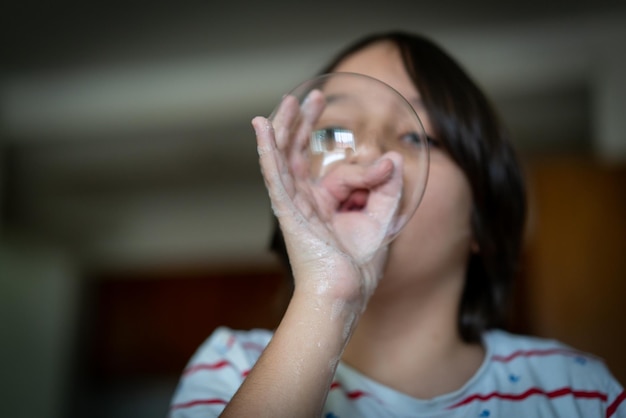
left=1, top=1, right=625, bottom=268
left=2, top=0, right=625, bottom=72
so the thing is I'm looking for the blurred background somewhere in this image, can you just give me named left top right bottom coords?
left=1, top=1, right=625, bottom=417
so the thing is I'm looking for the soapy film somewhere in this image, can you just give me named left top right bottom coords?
left=269, top=72, right=429, bottom=262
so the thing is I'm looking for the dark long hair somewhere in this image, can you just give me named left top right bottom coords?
left=270, top=31, right=527, bottom=343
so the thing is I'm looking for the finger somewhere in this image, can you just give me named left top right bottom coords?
left=293, top=89, right=326, bottom=152
left=285, top=91, right=326, bottom=180
left=252, top=116, right=293, bottom=211
left=254, top=116, right=276, bottom=157
left=363, top=153, right=405, bottom=235
left=272, top=95, right=300, bottom=150
left=253, top=117, right=318, bottom=235
left=320, top=157, right=395, bottom=201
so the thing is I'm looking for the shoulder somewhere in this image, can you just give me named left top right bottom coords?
left=482, top=329, right=625, bottom=416
left=486, top=329, right=602, bottom=363
left=182, top=326, right=273, bottom=382
left=485, top=329, right=581, bottom=356
left=485, top=329, right=609, bottom=382
left=191, top=326, right=273, bottom=364
left=169, top=327, right=273, bottom=417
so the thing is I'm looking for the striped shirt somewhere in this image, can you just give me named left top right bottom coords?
left=169, top=327, right=625, bottom=417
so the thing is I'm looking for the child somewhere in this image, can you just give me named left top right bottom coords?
left=170, top=31, right=625, bottom=417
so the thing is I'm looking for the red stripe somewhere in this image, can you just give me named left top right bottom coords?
left=607, top=390, right=626, bottom=418
left=491, top=348, right=587, bottom=362
left=449, top=387, right=608, bottom=409
left=346, top=390, right=368, bottom=400
left=184, top=360, right=250, bottom=378
left=170, top=398, right=228, bottom=410
left=329, top=381, right=377, bottom=402
left=183, top=360, right=231, bottom=376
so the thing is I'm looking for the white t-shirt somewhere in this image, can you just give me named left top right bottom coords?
left=169, top=327, right=625, bottom=417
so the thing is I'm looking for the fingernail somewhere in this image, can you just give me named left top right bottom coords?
left=251, top=117, right=261, bottom=135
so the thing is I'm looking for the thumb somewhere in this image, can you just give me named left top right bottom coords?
left=320, top=157, right=395, bottom=202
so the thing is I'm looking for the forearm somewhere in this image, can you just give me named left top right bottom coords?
left=220, top=288, right=361, bottom=417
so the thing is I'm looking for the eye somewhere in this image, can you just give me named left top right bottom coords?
left=426, top=136, right=441, bottom=148
left=399, top=133, right=440, bottom=148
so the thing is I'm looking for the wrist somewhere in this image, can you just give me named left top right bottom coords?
left=291, top=260, right=369, bottom=311
left=286, top=287, right=363, bottom=353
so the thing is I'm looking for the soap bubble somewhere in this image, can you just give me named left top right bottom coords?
left=268, top=72, right=429, bottom=261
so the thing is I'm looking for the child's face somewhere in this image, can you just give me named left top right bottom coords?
left=333, top=41, right=475, bottom=289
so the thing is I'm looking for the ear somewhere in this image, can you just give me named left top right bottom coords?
left=470, top=239, right=480, bottom=254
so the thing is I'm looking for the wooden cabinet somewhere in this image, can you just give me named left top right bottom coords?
left=523, top=156, right=626, bottom=383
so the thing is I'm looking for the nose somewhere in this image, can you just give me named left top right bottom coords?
left=349, top=128, right=386, bottom=165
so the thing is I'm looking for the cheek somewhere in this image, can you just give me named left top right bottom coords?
left=399, top=163, right=474, bottom=251
left=427, top=174, right=472, bottom=228
left=382, top=165, right=474, bottom=283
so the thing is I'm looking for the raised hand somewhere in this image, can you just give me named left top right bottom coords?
left=252, top=91, right=404, bottom=303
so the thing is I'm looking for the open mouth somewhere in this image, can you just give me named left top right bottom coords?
left=338, top=189, right=369, bottom=212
